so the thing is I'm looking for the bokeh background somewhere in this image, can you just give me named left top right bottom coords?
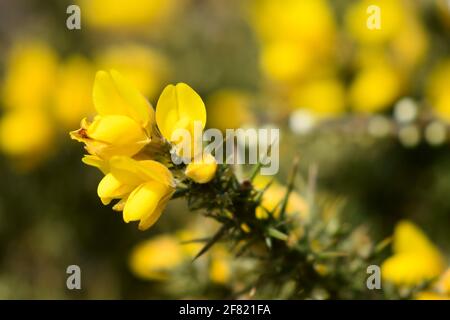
left=0, top=0, right=449, bottom=298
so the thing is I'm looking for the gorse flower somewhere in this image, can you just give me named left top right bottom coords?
left=155, top=81, right=217, bottom=183
left=70, top=69, right=154, bottom=159
left=71, top=69, right=218, bottom=229
left=253, top=176, right=308, bottom=220
left=185, top=153, right=217, bottom=184
left=129, top=234, right=185, bottom=280
left=129, top=227, right=232, bottom=284
left=97, top=156, right=175, bottom=230
left=381, top=220, right=446, bottom=287
left=156, top=82, right=206, bottom=159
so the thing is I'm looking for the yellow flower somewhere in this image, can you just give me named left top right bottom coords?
left=78, top=0, right=177, bottom=32
left=155, top=83, right=206, bottom=158
left=156, top=83, right=206, bottom=141
left=206, top=90, right=253, bottom=132
left=289, top=77, right=346, bottom=117
left=349, top=62, right=402, bottom=113
left=129, top=235, right=184, bottom=280
left=249, top=0, right=336, bottom=83
left=70, top=69, right=154, bottom=159
left=391, top=15, right=428, bottom=72
left=426, top=60, right=450, bottom=123
left=209, top=246, right=231, bottom=285
left=95, top=44, right=170, bottom=100
left=2, top=40, right=58, bottom=111
left=53, top=56, right=95, bottom=129
left=260, top=41, right=313, bottom=83
left=381, top=220, right=446, bottom=287
left=0, top=109, right=53, bottom=165
left=96, top=156, right=175, bottom=230
left=185, top=153, right=217, bottom=184
left=253, top=176, right=308, bottom=220
left=129, top=221, right=225, bottom=281
left=249, top=0, right=335, bottom=53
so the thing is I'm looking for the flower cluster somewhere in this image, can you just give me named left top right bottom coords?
left=71, top=70, right=217, bottom=230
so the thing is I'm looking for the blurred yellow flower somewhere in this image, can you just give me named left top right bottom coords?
left=209, top=246, right=231, bottom=285
left=426, top=60, right=450, bottom=122
left=391, top=15, right=428, bottom=72
left=185, top=153, right=217, bottom=184
left=415, top=268, right=450, bottom=300
left=0, top=109, right=53, bottom=165
left=289, top=77, right=346, bottom=117
left=381, top=220, right=446, bottom=287
left=254, top=176, right=308, bottom=220
left=2, top=40, right=58, bottom=111
left=260, top=41, right=313, bottom=83
left=79, top=0, right=177, bottom=31
left=249, top=0, right=335, bottom=84
left=176, top=229, right=204, bottom=258
left=206, top=90, right=253, bottom=132
left=53, top=56, right=95, bottom=129
left=96, top=45, right=170, bottom=100
left=97, top=156, right=175, bottom=230
left=70, top=70, right=153, bottom=159
left=129, top=227, right=232, bottom=284
left=249, top=0, right=335, bottom=52
left=129, top=235, right=184, bottom=280
left=349, top=62, right=402, bottom=113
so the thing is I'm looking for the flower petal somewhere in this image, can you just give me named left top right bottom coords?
left=123, top=181, right=170, bottom=223
left=93, top=70, right=153, bottom=127
left=138, top=189, right=174, bottom=231
left=185, top=153, right=217, bottom=184
left=82, top=155, right=109, bottom=174
left=97, top=173, right=135, bottom=204
left=156, top=83, right=206, bottom=141
left=109, top=156, right=175, bottom=188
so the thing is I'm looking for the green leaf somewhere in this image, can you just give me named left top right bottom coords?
left=268, top=227, right=288, bottom=241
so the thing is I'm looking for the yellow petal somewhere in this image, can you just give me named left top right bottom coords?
left=185, top=153, right=217, bottom=184
left=112, top=198, right=128, bottom=212
left=93, top=70, right=153, bottom=127
left=82, top=155, right=109, bottom=174
left=138, top=190, right=174, bottom=231
left=393, top=220, right=442, bottom=256
left=87, top=115, right=147, bottom=144
left=381, top=252, right=445, bottom=286
left=109, top=69, right=154, bottom=127
left=109, top=156, right=175, bottom=188
left=97, top=173, right=135, bottom=204
left=156, top=83, right=206, bottom=141
left=123, top=181, right=171, bottom=224
left=85, top=115, right=149, bottom=157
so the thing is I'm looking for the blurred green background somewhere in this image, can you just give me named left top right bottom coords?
left=0, top=0, right=449, bottom=298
